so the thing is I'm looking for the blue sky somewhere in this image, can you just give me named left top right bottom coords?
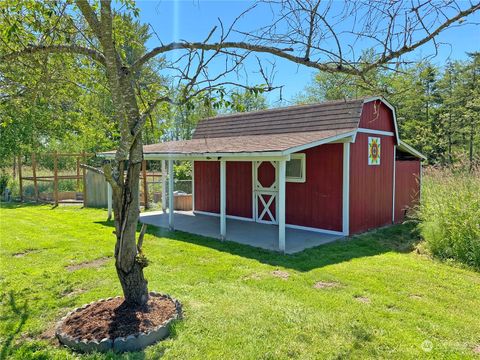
left=135, top=0, right=480, bottom=104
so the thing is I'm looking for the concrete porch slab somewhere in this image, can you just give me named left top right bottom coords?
left=140, top=211, right=344, bottom=254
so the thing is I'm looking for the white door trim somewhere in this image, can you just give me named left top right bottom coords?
left=253, top=161, right=279, bottom=224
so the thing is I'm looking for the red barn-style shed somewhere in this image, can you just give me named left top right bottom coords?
left=104, top=97, right=425, bottom=253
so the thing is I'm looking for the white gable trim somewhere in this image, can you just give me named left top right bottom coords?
left=362, top=96, right=400, bottom=142
left=398, top=140, right=427, bottom=160
left=357, top=128, right=394, bottom=136
left=283, top=130, right=356, bottom=154
left=362, top=96, right=425, bottom=160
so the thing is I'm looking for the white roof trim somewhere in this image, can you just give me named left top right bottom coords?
left=362, top=96, right=425, bottom=160
left=98, top=151, right=291, bottom=161
left=362, top=96, right=400, bottom=142
left=357, top=128, right=394, bottom=136
left=282, top=131, right=355, bottom=154
left=98, top=131, right=356, bottom=160
left=397, top=140, right=427, bottom=160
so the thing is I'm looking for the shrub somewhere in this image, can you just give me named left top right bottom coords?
left=418, top=167, right=480, bottom=269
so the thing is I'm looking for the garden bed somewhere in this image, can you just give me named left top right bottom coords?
left=56, top=292, right=182, bottom=353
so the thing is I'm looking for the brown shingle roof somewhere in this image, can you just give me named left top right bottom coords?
left=101, top=99, right=365, bottom=157
left=143, top=128, right=355, bottom=155
left=192, top=98, right=363, bottom=139
left=139, top=99, right=364, bottom=156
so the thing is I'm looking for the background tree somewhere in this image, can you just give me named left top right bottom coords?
left=296, top=56, right=480, bottom=167
left=1, top=0, right=478, bottom=307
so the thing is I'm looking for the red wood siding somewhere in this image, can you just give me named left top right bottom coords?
left=194, top=161, right=220, bottom=213
left=286, top=144, right=343, bottom=231
left=394, top=160, right=421, bottom=222
left=226, top=161, right=252, bottom=218
left=194, top=161, right=253, bottom=218
left=359, top=100, right=396, bottom=134
left=349, top=133, right=395, bottom=234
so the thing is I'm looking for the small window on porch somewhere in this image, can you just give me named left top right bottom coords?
left=286, top=153, right=306, bottom=183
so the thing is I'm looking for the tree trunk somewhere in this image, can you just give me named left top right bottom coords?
left=116, top=258, right=148, bottom=306
left=111, top=152, right=149, bottom=307
left=90, top=0, right=150, bottom=306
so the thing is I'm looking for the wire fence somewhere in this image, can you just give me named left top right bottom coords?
left=9, top=155, right=192, bottom=209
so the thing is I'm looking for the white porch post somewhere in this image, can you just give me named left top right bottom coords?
left=191, top=160, right=195, bottom=211
left=107, top=183, right=112, bottom=219
left=168, top=159, right=174, bottom=230
left=278, top=159, right=286, bottom=253
left=161, top=160, right=167, bottom=212
left=220, top=160, right=226, bottom=240
left=342, top=142, right=350, bottom=236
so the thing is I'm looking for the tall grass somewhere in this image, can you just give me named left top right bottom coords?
left=418, top=167, right=480, bottom=269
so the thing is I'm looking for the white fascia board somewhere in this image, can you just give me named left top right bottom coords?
left=398, top=140, right=427, bottom=160
left=282, top=131, right=356, bottom=154
left=99, top=131, right=357, bottom=161
left=144, top=153, right=291, bottom=162
left=357, top=128, right=395, bottom=136
left=362, top=96, right=400, bottom=142
left=98, top=151, right=290, bottom=161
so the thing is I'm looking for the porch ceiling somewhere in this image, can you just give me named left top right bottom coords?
left=140, top=211, right=344, bottom=254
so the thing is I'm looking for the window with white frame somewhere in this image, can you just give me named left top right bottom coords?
left=286, top=153, right=306, bottom=182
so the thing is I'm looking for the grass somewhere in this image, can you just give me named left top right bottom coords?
left=418, top=168, right=480, bottom=270
left=1, top=204, right=480, bottom=359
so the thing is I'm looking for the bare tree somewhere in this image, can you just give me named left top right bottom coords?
left=1, top=0, right=478, bottom=307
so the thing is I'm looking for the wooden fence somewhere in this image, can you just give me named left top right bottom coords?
left=17, top=151, right=92, bottom=206
left=17, top=155, right=192, bottom=210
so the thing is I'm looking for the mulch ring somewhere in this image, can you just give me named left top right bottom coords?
left=58, top=295, right=178, bottom=342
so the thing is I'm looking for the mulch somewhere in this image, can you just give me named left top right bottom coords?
left=58, top=295, right=177, bottom=341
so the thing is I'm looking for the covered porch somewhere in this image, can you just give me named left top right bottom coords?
left=101, top=122, right=355, bottom=254
left=140, top=210, right=344, bottom=254
left=102, top=131, right=354, bottom=254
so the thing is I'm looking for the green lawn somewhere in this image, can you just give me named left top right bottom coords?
left=1, top=204, right=479, bottom=359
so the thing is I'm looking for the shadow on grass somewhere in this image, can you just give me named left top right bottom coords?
left=0, top=291, right=29, bottom=359
left=96, top=219, right=421, bottom=272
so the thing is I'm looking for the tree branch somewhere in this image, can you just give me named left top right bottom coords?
left=365, top=1, right=480, bottom=71
left=130, top=41, right=359, bottom=75
left=131, top=96, right=175, bottom=139
left=75, top=0, right=103, bottom=38
left=80, top=163, right=104, bottom=175
left=0, top=44, right=106, bottom=66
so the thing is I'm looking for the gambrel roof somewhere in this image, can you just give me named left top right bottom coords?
left=192, top=99, right=363, bottom=139
left=101, top=97, right=425, bottom=160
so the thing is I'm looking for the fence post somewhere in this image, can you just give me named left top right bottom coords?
left=76, top=156, right=80, bottom=190
left=17, top=155, right=23, bottom=202
left=82, top=151, right=87, bottom=207
left=142, top=160, right=148, bottom=209
left=53, top=151, right=59, bottom=206
left=32, top=153, right=39, bottom=202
